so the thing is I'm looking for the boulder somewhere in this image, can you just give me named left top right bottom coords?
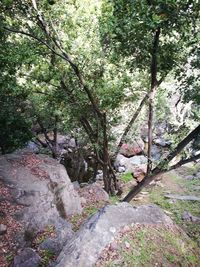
left=78, top=183, right=109, bottom=205
left=185, top=175, right=195, bottom=180
left=119, top=139, right=144, bottom=157
left=129, top=155, right=147, bottom=165
left=39, top=237, right=64, bottom=255
left=68, top=138, right=76, bottom=148
left=96, top=170, right=103, bottom=180
left=151, top=144, right=162, bottom=161
left=182, top=211, right=200, bottom=223
left=55, top=203, right=173, bottom=267
left=114, top=154, right=147, bottom=174
left=153, top=137, right=171, bottom=147
left=0, top=150, right=82, bottom=240
left=13, top=248, right=41, bottom=267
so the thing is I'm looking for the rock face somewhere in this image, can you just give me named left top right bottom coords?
left=119, top=139, right=144, bottom=157
left=55, top=203, right=173, bottom=267
left=0, top=150, right=82, bottom=240
left=13, top=248, right=41, bottom=267
left=114, top=154, right=147, bottom=174
left=77, top=183, right=109, bottom=206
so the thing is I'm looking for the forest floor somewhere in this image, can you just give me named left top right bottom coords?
left=95, top=163, right=200, bottom=266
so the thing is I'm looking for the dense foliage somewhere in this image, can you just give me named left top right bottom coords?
left=0, top=0, right=199, bottom=194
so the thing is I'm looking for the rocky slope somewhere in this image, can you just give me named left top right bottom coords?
left=0, top=150, right=82, bottom=266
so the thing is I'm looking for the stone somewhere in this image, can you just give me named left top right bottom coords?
left=114, top=154, right=147, bottom=174
left=149, top=180, right=156, bottom=186
left=118, top=166, right=126, bottom=173
left=13, top=248, right=41, bottom=267
left=39, top=238, right=63, bottom=255
left=119, top=139, right=144, bottom=157
left=79, top=183, right=109, bottom=203
left=151, top=145, right=162, bottom=161
left=0, top=224, right=7, bottom=235
left=95, top=170, right=103, bottom=180
left=130, top=156, right=147, bottom=165
left=185, top=175, right=195, bottom=180
left=68, top=138, right=76, bottom=148
left=153, top=137, right=171, bottom=147
left=0, top=151, right=81, bottom=246
left=132, top=165, right=146, bottom=178
left=125, top=241, right=130, bottom=249
left=182, top=211, right=200, bottom=223
left=72, top=181, right=80, bottom=190
left=165, top=194, right=200, bottom=201
left=55, top=203, right=173, bottom=267
left=193, top=186, right=200, bottom=191
left=96, top=172, right=103, bottom=180
left=26, top=142, right=39, bottom=153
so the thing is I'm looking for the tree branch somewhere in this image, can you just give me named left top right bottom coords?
left=114, top=92, right=148, bottom=158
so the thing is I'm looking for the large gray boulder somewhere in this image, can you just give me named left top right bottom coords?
left=55, top=203, right=173, bottom=267
left=0, top=150, right=82, bottom=238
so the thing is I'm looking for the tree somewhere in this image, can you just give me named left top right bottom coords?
left=101, top=0, right=200, bottom=165
left=100, top=0, right=200, bottom=200
left=2, top=0, right=132, bottom=193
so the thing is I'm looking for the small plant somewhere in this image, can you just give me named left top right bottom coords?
left=5, top=252, right=14, bottom=263
left=39, top=249, right=55, bottom=267
left=109, top=195, right=120, bottom=204
left=120, top=172, right=133, bottom=183
left=70, top=205, right=99, bottom=231
left=34, top=225, right=56, bottom=246
left=166, top=254, right=175, bottom=263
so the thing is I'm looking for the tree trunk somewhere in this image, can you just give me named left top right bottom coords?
left=101, top=113, right=111, bottom=193
left=52, top=115, right=59, bottom=159
left=147, top=27, right=160, bottom=175
left=0, top=145, right=5, bottom=155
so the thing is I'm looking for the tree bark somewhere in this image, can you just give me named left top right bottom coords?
left=52, top=115, right=59, bottom=158
left=147, top=27, right=161, bottom=175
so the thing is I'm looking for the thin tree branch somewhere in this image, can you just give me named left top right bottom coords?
left=3, top=26, right=69, bottom=62
left=115, top=92, right=148, bottom=158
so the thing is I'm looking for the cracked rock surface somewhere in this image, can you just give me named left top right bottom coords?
left=55, top=203, right=173, bottom=267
